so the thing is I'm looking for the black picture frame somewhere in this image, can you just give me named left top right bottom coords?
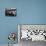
left=5, top=8, right=16, bottom=16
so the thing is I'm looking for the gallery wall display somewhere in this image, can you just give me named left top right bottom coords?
left=5, top=8, right=16, bottom=16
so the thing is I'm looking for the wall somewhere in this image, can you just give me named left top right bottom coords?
left=0, top=0, right=46, bottom=44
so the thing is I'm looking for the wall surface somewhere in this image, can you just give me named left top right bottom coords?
left=0, top=0, right=46, bottom=44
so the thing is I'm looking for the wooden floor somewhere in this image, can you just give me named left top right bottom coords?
left=19, top=40, right=46, bottom=46
left=0, top=41, right=46, bottom=46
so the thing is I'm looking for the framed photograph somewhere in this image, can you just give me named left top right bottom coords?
left=5, top=8, right=16, bottom=16
left=18, top=24, right=46, bottom=41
